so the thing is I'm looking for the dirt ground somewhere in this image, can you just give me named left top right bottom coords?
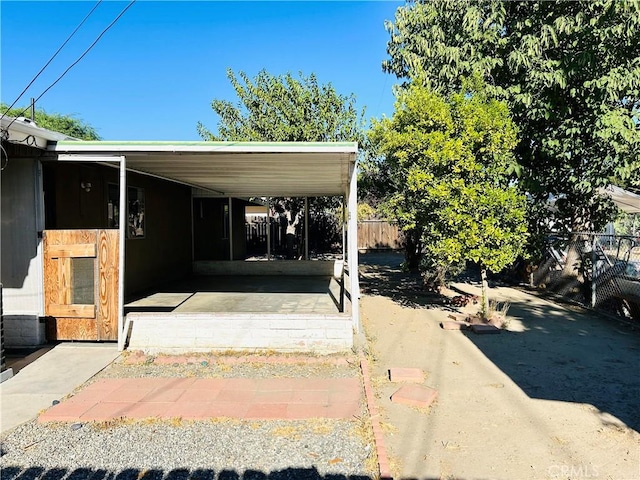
left=359, top=252, right=640, bottom=480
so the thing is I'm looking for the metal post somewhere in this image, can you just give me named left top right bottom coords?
left=591, top=234, right=597, bottom=308
left=266, top=198, right=271, bottom=261
left=348, top=161, right=360, bottom=333
left=342, top=199, right=346, bottom=262
left=304, top=196, right=309, bottom=260
left=117, top=156, right=127, bottom=351
left=228, top=197, right=234, bottom=261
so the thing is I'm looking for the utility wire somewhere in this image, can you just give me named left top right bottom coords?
left=1, top=0, right=103, bottom=121
left=3, top=0, right=136, bottom=132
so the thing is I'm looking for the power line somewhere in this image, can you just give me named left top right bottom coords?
left=2, top=0, right=136, bottom=132
left=0, top=0, right=103, bottom=121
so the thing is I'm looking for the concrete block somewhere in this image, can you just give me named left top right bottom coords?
left=440, top=321, right=469, bottom=330
left=289, top=329, right=326, bottom=339
left=391, top=385, right=438, bottom=408
left=389, top=367, right=425, bottom=383
left=269, top=319, right=306, bottom=330
left=470, top=324, right=501, bottom=334
left=325, top=328, right=350, bottom=339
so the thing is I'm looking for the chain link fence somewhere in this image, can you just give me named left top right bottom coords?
left=533, top=233, right=640, bottom=321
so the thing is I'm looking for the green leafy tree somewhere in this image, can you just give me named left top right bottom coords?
left=197, top=69, right=365, bottom=144
left=198, top=69, right=366, bottom=256
left=382, top=0, right=640, bottom=257
left=370, top=80, right=527, bottom=315
left=1, top=104, right=100, bottom=140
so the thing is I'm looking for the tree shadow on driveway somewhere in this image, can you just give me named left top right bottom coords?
left=360, top=252, right=640, bottom=433
left=463, top=292, right=640, bottom=433
left=359, top=252, right=455, bottom=311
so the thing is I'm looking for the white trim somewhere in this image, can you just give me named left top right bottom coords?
left=347, top=161, right=360, bottom=333
left=117, top=156, right=127, bottom=351
left=51, top=143, right=358, bottom=154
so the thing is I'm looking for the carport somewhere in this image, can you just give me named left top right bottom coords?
left=50, top=141, right=360, bottom=354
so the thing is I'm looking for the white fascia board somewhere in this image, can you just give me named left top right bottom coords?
left=50, top=142, right=358, bottom=155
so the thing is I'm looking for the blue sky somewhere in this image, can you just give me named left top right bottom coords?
left=1, top=1, right=403, bottom=140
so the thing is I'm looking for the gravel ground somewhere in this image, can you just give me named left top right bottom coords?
left=1, top=419, right=373, bottom=479
left=93, top=355, right=359, bottom=381
left=1, top=354, right=376, bottom=480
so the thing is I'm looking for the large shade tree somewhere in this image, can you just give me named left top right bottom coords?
left=198, top=69, right=366, bottom=257
left=197, top=69, right=365, bottom=144
left=382, top=0, right=640, bottom=256
left=370, top=80, right=527, bottom=314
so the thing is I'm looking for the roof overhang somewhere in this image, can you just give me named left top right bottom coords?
left=50, top=140, right=358, bottom=197
left=1, top=115, right=74, bottom=148
left=600, top=185, right=640, bottom=214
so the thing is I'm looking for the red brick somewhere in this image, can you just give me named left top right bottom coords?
left=440, top=321, right=469, bottom=330
left=203, top=403, right=249, bottom=418
left=470, top=324, right=501, bottom=334
left=39, top=401, right=95, bottom=422
left=391, top=385, right=438, bottom=408
left=141, top=388, right=187, bottom=403
left=163, top=402, right=212, bottom=420
left=125, top=402, right=172, bottom=419
left=285, top=404, right=328, bottom=419
left=103, top=388, right=151, bottom=403
left=291, top=390, right=329, bottom=405
left=324, top=402, right=361, bottom=419
left=244, top=403, right=288, bottom=419
left=191, top=378, right=226, bottom=390
left=389, top=367, right=424, bottom=383
left=215, top=389, right=256, bottom=403
left=80, top=402, right=131, bottom=421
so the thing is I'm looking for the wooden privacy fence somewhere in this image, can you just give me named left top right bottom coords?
left=358, top=220, right=402, bottom=251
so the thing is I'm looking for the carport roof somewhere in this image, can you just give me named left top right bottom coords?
left=50, top=140, right=358, bottom=197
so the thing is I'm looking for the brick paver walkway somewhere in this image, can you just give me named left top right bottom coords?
left=38, top=377, right=362, bottom=422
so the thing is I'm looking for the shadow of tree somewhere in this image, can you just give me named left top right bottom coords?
left=0, top=467, right=374, bottom=480
left=360, top=251, right=640, bottom=433
left=463, top=295, right=640, bottom=432
left=358, top=253, right=455, bottom=311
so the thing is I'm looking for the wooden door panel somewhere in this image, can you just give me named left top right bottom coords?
left=97, top=229, right=119, bottom=340
left=45, top=318, right=99, bottom=341
left=44, top=229, right=119, bottom=341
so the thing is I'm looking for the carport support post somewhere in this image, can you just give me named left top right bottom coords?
left=267, top=198, right=271, bottom=261
left=117, top=155, right=127, bottom=351
left=347, top=161, right=360, bottom=333
left=304, top=196, right=309, bottom=260
left=228, top=197, right=234, bottom=261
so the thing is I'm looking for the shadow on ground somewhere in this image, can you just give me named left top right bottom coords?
left=358, top=252, right=454, bottom=311
left=361, top=252, right=640, bottom=434
left=463, top=294, right=640, bottom=432
left=0, top=467, right=371, bottom=480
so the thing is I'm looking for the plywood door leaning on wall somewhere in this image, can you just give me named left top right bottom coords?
left=44, top=229, right=119, bottom=341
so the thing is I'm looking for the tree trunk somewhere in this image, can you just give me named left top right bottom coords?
left=480, top=268, right=490, bottom=319
left=403, top=228, right=421, bottom=271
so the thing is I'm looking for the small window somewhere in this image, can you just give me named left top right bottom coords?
left=107, top=184, right=120, bottom=228
left=107, top=184, right=145, bottom=238
left=127, top=186, right=145, bottom=238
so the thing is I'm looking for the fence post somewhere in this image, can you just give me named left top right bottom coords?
left=591, top=235, right=597, bottom=308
